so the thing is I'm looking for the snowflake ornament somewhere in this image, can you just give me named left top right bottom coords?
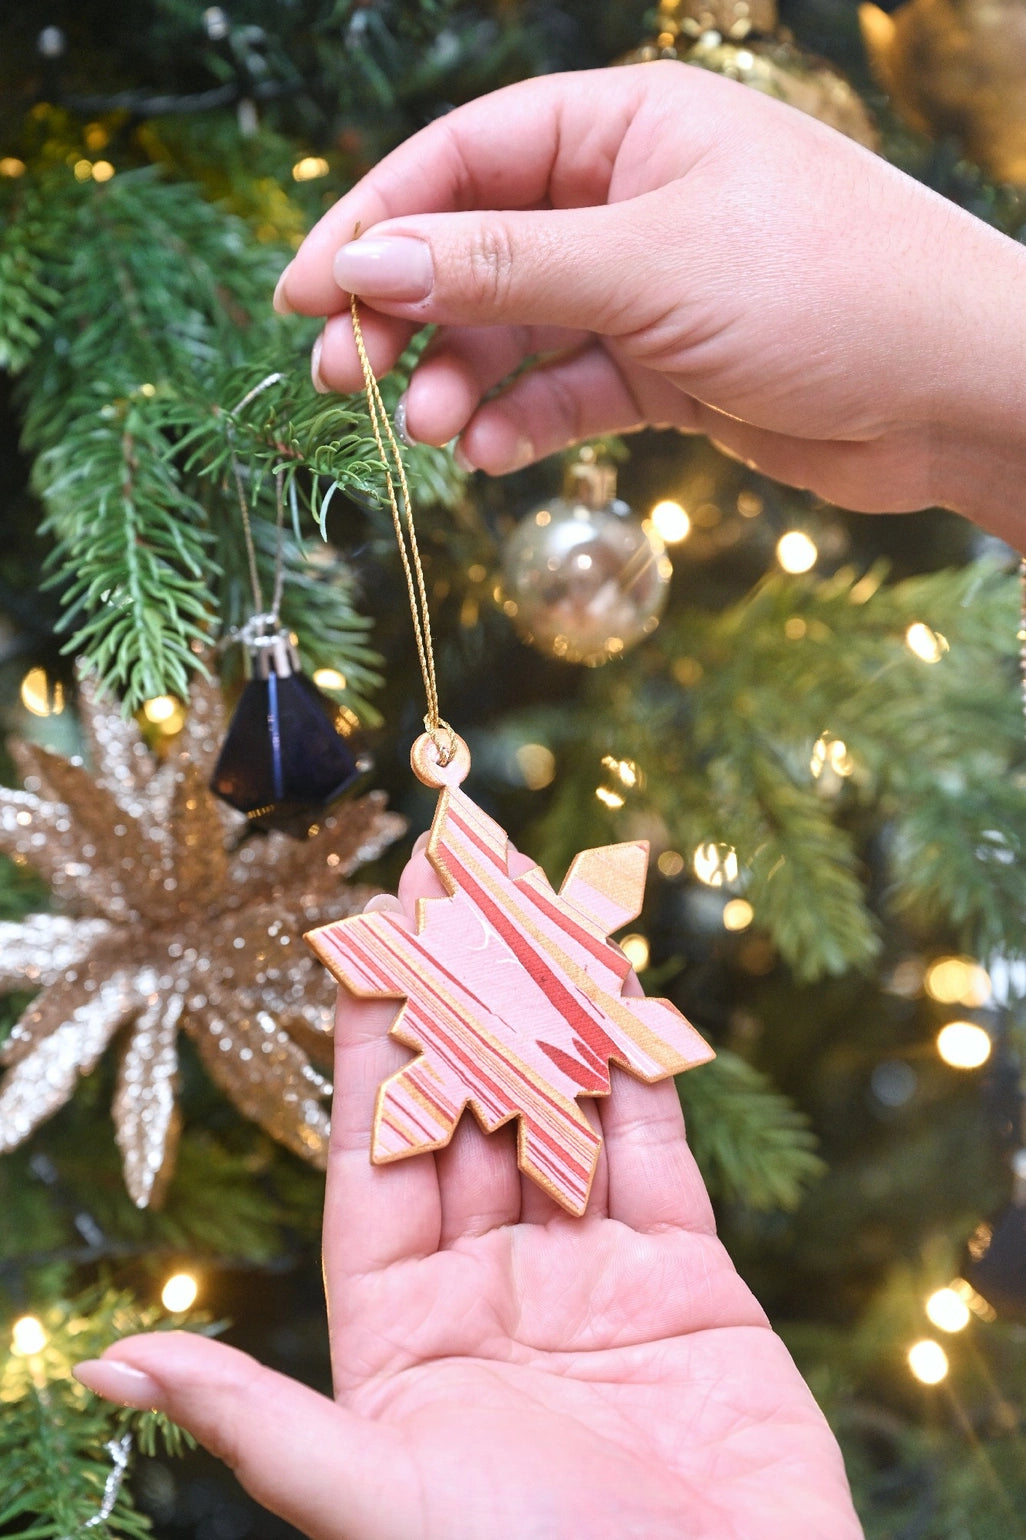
left=306, top=734, right=713, bottom=1215
left=0, top=671, right=404, bottom=1206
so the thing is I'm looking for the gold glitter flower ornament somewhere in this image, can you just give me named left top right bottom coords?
left=0, top=671, right=405, bottom=1206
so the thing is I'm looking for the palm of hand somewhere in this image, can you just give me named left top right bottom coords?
left=320, top=977, right=861, bottom=1540
left=333, top=1209, right=857, bottom=1540
left=92, top=886, right=861, bottom=1540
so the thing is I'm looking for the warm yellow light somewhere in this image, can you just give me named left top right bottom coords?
left=20, top=667, right=64, bottom=718
left=516, top=743, right=556, bottom=790
left=776, top=531, right=818, bottom=574
left=0, top=157, right=26, bottom=177
left=91, top=160, right=115, bottom=182
left=925, top=1287, right=971, bottom=1334
left=595, top=786, right=625, bottom=810
left=161, top=1273, right=199, bottom=1312
left=936, top=1020, right=991, bottom=1070
left=601, top=755, right=641, bottom=788
left=292, top=156, right=330, bottom=182
left=73, top=158, right=93, bottom=182
left=925, top=956, right=991, bottom=1008
left=657, top=850, right=685, bottom=878
left=620, top=933, right=650, bottom=971
left=312, top=667, right=348, bottom=692
left=810, top=734, right=854, bottom=779
left=908, top=1338, right=949, bottom=1384
left=11, top=1316, right=47, bottom=1356
left=649, top=499, right=691, bottom=543
left=905, top=622, right=948, bottom=663
left=693, top=841, right=739, bottom=888
left=84, top=123, right=109, bottom=151
left=143, top=695, right=178, bottom=724
left=723, top=898, right=754, bottom=932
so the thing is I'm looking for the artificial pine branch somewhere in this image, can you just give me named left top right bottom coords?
left=1, top=162, right=462, bottom=710
left=679, top=1051, right=826, bottom=1211
left=520, top=561, right=1022, bottom=981
left=0, top=1288, right=200, bottom=1538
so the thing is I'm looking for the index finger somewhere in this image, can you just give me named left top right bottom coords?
left=278, top=69, right=642, bottom=316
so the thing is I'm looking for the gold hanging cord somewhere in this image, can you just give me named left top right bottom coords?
left=350, top=294, right=456, bottom=765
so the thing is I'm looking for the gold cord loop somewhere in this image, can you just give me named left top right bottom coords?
left=350, top=296, right=449, bottom=756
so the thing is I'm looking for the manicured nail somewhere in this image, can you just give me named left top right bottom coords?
left=394, top=396, right=417, bottom=448
left=453, top=441, right=476, bottom=473
left=333, top=237, right=433, bottom=302
left=74, top=1358, right=167, bottom=1411
left=500, top=436, right=536, bottom=474
left=363, top=893, right=402, bottom=914
left=311, top=334, right=328, bottom=394
left=272, top=264, right=294, bottom=315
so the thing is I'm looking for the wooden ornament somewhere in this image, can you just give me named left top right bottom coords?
left=306, top=734, right=713, bottom=1215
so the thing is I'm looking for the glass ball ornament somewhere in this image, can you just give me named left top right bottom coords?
left=501, top=458, right=673, bottom=665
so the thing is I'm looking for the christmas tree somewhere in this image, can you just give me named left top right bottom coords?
left=1, top=1, right=1025, bottom=1534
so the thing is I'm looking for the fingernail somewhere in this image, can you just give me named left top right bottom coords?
left=74, top=1358, right=167, bottom=1411
left=272, top=263, right=294, bottom=315
left=453, top=441, right=476, bottom=473
left=394, top=396, right=417, bottom=448
left=363, top=893, right=402, bottom=914
left=333, top=237, right=433, bottom=302
left=500, top=436, right=536, bottom=474
left=311, top=334, right=328, bottom=394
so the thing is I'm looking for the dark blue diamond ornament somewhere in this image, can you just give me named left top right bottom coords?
left=211, top=617, right=365, bottom=833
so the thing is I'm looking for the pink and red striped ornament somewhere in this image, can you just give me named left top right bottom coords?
left=305, top=734, right=713, bottom=1214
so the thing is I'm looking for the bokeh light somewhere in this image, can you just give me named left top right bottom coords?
left=908, top=1339, right=949, bottom=1384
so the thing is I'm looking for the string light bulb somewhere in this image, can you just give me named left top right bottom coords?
left=142, top=695, right=185, bottom=736
left=620, top=933, right=650, bottom=971
left=907, top=1338, right=949, bottom=1384
left=936, top=1020, right=992, bottom=1070
left=20, top=667, right=65, bottom=718
left=516, top=743, right=555, bottom=790
left=312, top=668, right=348, bottom=691
left=11, top=1316, right=47, bottom=1356
left=649, top=499, right=691, bottom=543
left=905, top=622, right=948, bottom=663
left=693, top=841, right=739, bottom=887
left=924, top=956, right=991, bottom=1007
left=292, top=156, right=330, bottom=182
left=722, top=898, right=754, bottom=932
left=161, top=1272, right=199, bottom=1313
left=925, top=1287, right=972, bottom=1333
left=776, top=531, right=818, bottom=573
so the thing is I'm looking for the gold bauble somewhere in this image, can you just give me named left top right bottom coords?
left=625, top=0, right=878, bottom=150
left=686, top=34, right=879, bottom=148
left=860, top=0, right=1026, bottom=182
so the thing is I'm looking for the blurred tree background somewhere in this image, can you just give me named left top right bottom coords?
left=1, top=1, right=1025, bottom=1535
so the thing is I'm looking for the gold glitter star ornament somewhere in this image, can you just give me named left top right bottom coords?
left=0, top=672, right=405, bottom=1206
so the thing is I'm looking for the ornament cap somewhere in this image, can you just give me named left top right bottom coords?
left=564, top=453, right=617, bottom=510
left=238, top=613, right=299, bottom=679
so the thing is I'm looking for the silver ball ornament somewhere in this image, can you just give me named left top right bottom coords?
left=501, top=461, right=672, bottom=665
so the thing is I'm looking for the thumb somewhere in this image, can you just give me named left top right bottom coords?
left=74, top=1331, right=411, bottom=1540
left=329, top=201, right=664, bottom=336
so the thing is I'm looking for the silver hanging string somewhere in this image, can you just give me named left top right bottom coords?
left=80, top=1431, right=133, bottom=1531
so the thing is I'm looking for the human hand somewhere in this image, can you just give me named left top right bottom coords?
left=276, top=62, right=1026, bottom=545
left=75, top=844, right=863, bottom=1540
